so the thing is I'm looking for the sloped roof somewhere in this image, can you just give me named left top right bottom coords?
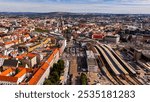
left=3, top=59, right=19, bottom=67
left=0, top=76, right=18, bottom=83
left=0, top=68, right=13, bottom=76
left=15, top=69, right=26, bottom=78
left=28, top=48, right=59, bottom=85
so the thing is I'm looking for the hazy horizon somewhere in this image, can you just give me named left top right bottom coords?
left=0, top=0, right=150, bottom=14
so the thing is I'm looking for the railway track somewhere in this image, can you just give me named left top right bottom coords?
left=102, top=66, right=118, bottom=85
left=94, top=44, right=143, bottom=85
left=125, top=75, right=137, bottom=85
left=94, top=47, right=118, bottom=85
left=95, top=45, right=130, bottom=85
left=95, top=45, right=120, bottom=75
left=101, top=45, right=129, bottom=75
left=104, top=45, right=136, bottom=74
left=113, top=76, right=124, bottom=85
left=132, top=77, right=143, bottom=85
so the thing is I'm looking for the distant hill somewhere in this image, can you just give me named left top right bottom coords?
left=0, top=12, right=150, bottom=18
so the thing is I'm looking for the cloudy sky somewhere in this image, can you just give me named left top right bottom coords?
left=0, top=0, right=150, bottom=14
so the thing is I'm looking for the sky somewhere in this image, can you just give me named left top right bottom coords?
left=0, top=0, right=150, bottom=14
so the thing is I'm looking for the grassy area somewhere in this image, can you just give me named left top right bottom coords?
left=35, top=28, right=49, bottom=33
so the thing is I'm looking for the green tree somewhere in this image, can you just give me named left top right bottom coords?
left=50, top=78, right=57, bottom=84
left=15, top=68, right=20, bottom=75
left=51, top=71, right=60, bottom=81
left=58, top=59, right=65, bottom=71
left=43, top=79, right=52, bottom=85
left=80, top=73, right=87, bottom=85
left=43, top=60, right=65, bottom=85
left=53, top=63, right=59, bottom=72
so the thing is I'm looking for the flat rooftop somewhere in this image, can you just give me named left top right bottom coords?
left=87, top=58, right=97, bottom=66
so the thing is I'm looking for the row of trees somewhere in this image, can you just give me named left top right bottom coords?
left=44, top=59, right=65, bottom=85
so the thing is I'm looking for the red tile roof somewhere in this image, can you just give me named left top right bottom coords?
left=0, top=68, right=13, bottom=76
left=15, top=69, right=26, bottom=78
left=28, top=68, right=45, bottom=85
left=25, top=34, right=30, bottom=38
left=16, top=53, right=26, bottom=60
left=0, top=76, right=18, bottom=83
left=92, top=34, right=105, bottom=39
left=28, top=48, right=59, bottom=85
left=16, top=53, right=36, bottom=60
left=12, top=40, right=19, bottom=43
left=5, top=41, right=14, bottom=45
left=27, top=53, right=36, bottom=59
left=0, top=55, right=10, bottom=59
